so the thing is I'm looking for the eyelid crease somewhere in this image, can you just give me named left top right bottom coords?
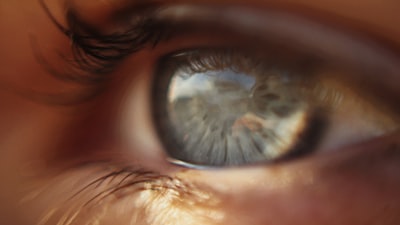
left=152, top=5, right=400, bottom=97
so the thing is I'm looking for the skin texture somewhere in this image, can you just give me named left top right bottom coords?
left=0, top=0, right=399, bottom=225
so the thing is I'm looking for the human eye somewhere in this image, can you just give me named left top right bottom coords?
left=5, top=1, right=400, bottom=225
left=76, top=3, right=399, bottom=222
left=150, top=47, right=397, bottom=168
left=109, top=5, right=399, bottom=168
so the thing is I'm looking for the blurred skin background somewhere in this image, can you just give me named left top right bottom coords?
left=0, top=0, right=399, bottom=225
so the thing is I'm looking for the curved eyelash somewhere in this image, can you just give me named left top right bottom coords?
left=41, top=167, right=212, bottom=225
left=70, top=168, right=174, bottom=206
left=33, top=167, right=187, bottom=225
left=29, top=0, right=168, bottom=105
left=38, top=0, right=166, bottom=84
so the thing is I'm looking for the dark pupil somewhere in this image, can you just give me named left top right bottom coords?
left=162, top=66, right=315, bottom=167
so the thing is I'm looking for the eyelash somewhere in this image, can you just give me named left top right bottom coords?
left=39, top=0, right=167, bottom=87
left=75, top=168, right=173, bottom=206
left=37, top=164, right=206, bottom=225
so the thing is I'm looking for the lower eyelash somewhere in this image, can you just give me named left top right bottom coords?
left=36, top=165, right=214, bottom=225
left=70, top=168, right=173, bottom=206
left=71, top=165, right=216, bottom=207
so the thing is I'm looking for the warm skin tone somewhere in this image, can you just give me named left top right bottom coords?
left=0, top=0, right=399, bottom=225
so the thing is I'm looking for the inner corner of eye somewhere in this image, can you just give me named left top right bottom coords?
left=148, top=48, right=397, bottom=169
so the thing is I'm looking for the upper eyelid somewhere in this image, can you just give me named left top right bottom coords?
left=161, top=5, right=400, bottom=106
left=64, top=4, right=400, bottom=102
left=151, top=6, right=400, bottom=71
left=65, top=2, right=400, bottom=73
left=63, top=2, right=400, bottom=72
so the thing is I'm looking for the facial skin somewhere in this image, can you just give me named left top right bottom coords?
left=0, top=0, right=399, bottom=225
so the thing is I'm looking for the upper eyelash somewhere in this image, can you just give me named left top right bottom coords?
left=31, top=0, right=170, bottom=105
left=38, top=0, right=166, bottom=85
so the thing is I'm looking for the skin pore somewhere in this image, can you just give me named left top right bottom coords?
left=0, top=0, right=399, bottom=225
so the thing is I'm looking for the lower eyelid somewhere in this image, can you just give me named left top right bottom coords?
left=28, top=132, right=399, bottom=225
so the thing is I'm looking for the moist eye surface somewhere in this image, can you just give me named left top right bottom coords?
left=152, top=49, right=327, bottom=167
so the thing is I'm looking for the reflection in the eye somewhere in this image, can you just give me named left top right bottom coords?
left=167, top=63, right=315, bottom=167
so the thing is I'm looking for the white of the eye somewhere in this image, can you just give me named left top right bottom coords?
left=118, top=71, right=169, bottom=170
left=317, top=97, right=397, bottom=151
left=318, top=113, right=390, bottom=151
